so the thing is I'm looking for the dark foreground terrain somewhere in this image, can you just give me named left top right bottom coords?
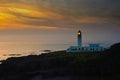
left=0, top=43, right=120, bottom=80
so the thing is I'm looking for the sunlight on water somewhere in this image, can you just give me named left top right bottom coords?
left=0, top=42, right=70, bottom=60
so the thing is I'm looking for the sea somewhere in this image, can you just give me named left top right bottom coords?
left=0, top=42, right=71, bottom=60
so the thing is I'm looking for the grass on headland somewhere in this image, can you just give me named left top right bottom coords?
left=41, top=51, right=104, bottom=61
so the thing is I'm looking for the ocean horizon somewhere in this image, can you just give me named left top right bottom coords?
left=0, top=41, right=113, bottom=60
left=0, top=42, right=71, bottom=60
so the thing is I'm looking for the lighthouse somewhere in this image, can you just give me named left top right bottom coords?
left=77, top=30, right=82, bottom=47
left=66, top=30, right=106, bottom=53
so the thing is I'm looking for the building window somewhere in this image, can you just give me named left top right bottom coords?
left=96, top=48, right=98, bottom=51
left=101, top=48, right=103, bottom=51
left=84, top=48, right=86, bottom=50
left=90, top=48, right=92, bottom=51
left=82, top=48, right=84, bottom=51
left=90, top=48, right=95, bottom=51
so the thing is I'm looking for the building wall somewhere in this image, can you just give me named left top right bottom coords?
left=66, top=45, right=105, bottom=52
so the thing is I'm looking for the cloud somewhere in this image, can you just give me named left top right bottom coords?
left=0, top=0, right=120, bottom=30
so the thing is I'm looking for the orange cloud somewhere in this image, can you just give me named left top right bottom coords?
left=0, top=21, right=58, bottom=30
left=8, top=7, right=31, bottom=14
left=0, top=5, right=63, bottom=30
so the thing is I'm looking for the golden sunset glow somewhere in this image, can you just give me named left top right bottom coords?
left=0, top=13, right=6, bottom=20
left=0, top=0, right=119, bottom=61
left=0, top=5, right=65, bottom=30
left=8, top=7, right=31, bottom=14
left=0, top=12, right=14, bottom=20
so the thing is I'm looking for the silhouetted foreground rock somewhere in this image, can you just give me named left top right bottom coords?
left=0, top=43, right=120, bottom=80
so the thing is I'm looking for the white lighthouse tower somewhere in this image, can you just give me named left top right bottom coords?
left=77, top=30, right=82, bottom=47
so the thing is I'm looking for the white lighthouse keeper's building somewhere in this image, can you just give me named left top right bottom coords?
left=66, top=30, right=106, bottom=52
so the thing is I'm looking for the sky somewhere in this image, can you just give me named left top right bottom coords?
left=0, top=0, right=120, bottom=46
